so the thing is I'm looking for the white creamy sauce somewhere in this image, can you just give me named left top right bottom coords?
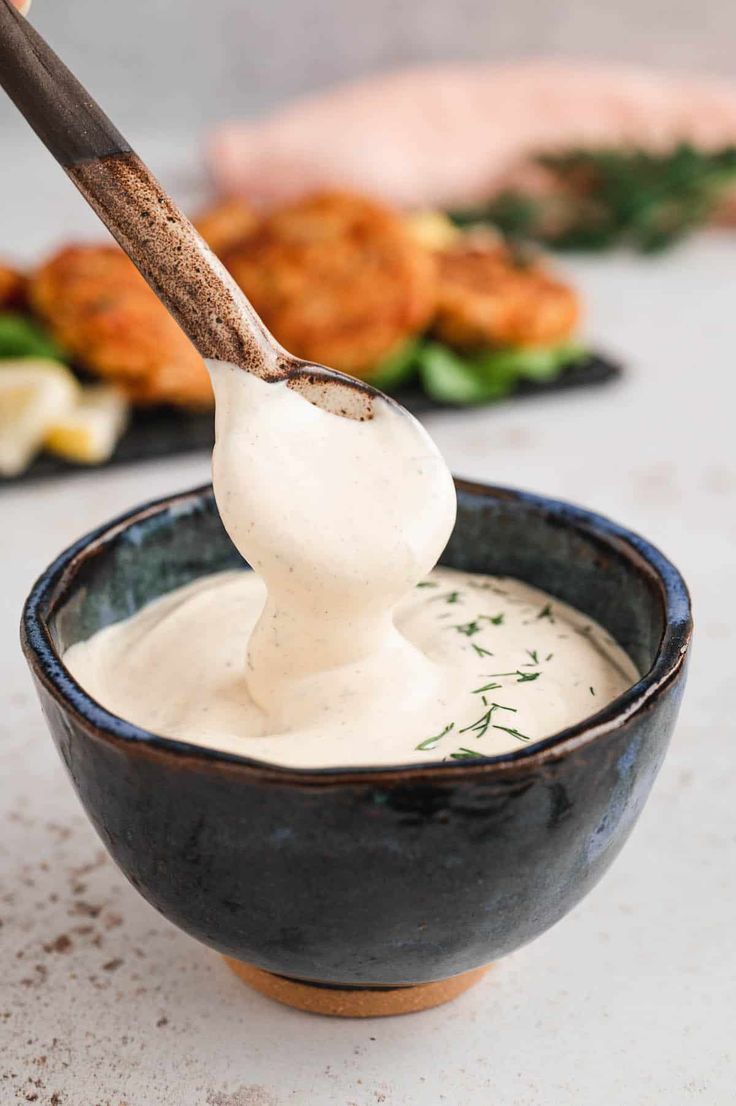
left=64, top=362, right=637, bottom=768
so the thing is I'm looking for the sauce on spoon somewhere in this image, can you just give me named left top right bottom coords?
left=64, top=361, right=637, bottom=768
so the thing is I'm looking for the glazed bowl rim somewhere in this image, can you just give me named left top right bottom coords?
left=21, top=479, right=692, bottom=784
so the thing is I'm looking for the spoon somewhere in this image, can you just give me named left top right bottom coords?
left=0, top=0, right=379, bottom=420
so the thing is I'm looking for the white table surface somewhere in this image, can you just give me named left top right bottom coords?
left=1, top=159, right=734, bottom=1103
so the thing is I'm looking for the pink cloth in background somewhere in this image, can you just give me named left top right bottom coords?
left=208, top=61, right=736, bottom=210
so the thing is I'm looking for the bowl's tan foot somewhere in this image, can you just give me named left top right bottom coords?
left=223, top=958, right=491, bottom=1017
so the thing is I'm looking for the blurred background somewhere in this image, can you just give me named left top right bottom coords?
left=4, top=0, right=736, bottom=141
left=3, top=0, right=736, bottom=517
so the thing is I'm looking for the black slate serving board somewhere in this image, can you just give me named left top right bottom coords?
left=3, top=352, right=621, bottom=485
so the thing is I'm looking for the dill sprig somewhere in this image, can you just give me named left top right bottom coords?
left=450, top=144, right=736, bottom=253
left=453, top=613, right=504, bottom=636
left=415, top=722, right=455, bottom=752
left=453, top=620, right=482, bottom=637
left=443, top=591, right=462, bottom=604
left=493, top=724, right=531, bottom=742
left=483, top=670, right=541, bottom=683
left=460, top=702, right=517, bottom=739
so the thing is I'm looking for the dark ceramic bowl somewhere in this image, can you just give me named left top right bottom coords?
left=22, top=482, right=691, bottom=1010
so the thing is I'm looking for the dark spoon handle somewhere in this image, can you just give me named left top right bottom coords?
left=0, top=0, right=130, bottom=165
left=0, top=0, right=279, bottom=377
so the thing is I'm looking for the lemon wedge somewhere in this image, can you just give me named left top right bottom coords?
left=45, top=384, right=130, bottom=465
left=0, top=358, right=78, bottom=476
left=405, top=210, right=460, bottom=250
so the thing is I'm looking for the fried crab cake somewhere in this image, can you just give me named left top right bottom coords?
left=31, top=246, right=212, bottom=407
left=193, top=197, right=259, bottom=255
left=433, top=242, right=580, bottom=349
left=0, top=262, right=28, bottom=310
left=223, top=191, right=437, bottom=377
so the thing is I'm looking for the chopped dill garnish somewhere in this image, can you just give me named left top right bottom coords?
left=416, top=580, right=438, bottom=588
left=460, top=702, right=516, bottom=739
left=459, top=708, right=494, bottom=739
left=537, top=603, right=554, bottom=621
left=526, top=650, right=539, bottom=664
left=472, top=681, right=503, bottom=694
left=448, top=747, right=481, bottom=760
left=545, top=653, right=554, bottom=662
left=415, top=722, right=455, bottom=751
left=453, top=620, right=482, bottom=637
left=455, top=614, right=504, bottom=635
left=471, top=643, right=493, bottom=658
left=493, top=724, right=531, bottom=742
left=442, top=591, right=462, bottom=604
left=517, top=671, right=540, bottom=683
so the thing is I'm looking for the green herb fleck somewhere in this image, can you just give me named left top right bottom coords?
left=537, top=603, right=554, bottom=621
left=459, top=708, right=495, bottom=739
left=471, top=643, right=494, bottom=658
left=460, top=702, right=517, bottom=739
left=525, top=650, right=539, bottom=665
left=448, top=747, right=482, bottom=760
left=472, top=681, right=503, bottom=694
left=415, top=722, right=455, bottom=752
left=545, top=653, right=554, bottom=662
left=482, top=613, right=505, bottom=626
left=493, top=724, right=531, bottom=742
left=441, top=591, right=462, bottom=604
left=453, top=620, right=482, bottom=637
left=416, top=580, right=438, bottom=589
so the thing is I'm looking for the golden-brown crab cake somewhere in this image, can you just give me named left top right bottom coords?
left=433, top=243, right=580, bottom=349
left=193, top=197, right=259, bottom=256
left=223, top=191, right=437, bottom=377
left=31, top=246, right=212, bottom=407
left=0, top=262, right=28, bottom=310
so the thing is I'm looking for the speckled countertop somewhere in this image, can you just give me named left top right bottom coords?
left=1, top=157, right=734, bottom=1103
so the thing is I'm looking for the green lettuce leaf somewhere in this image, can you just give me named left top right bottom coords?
left=0, top=312, right=66, bottom=362
left=368, top=339, right=420, bottom=391
left=416, top=341, right=587, bottom=406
